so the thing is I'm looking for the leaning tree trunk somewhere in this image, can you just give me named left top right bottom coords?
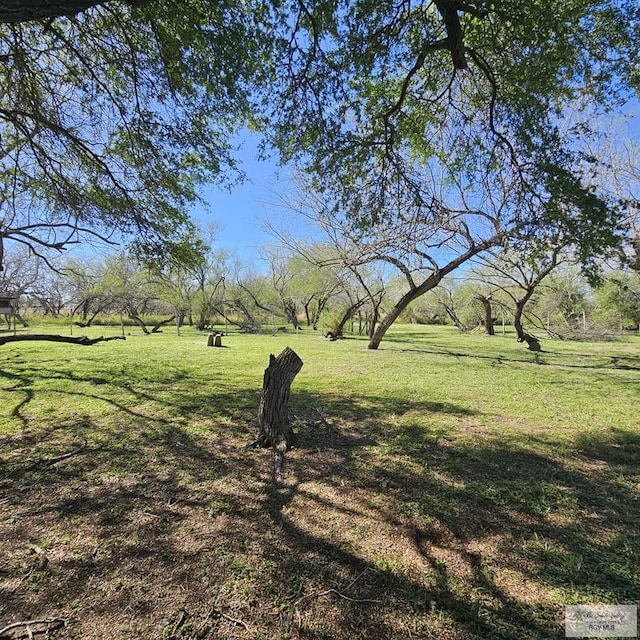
left=444, top=306, right=467, bottom=332
left=253, top=347, right=303, bottom=481
left=333, top=299, right=366, bottom=337
left=151, top=315, right=176, bottom=333
left=514, top=297, right=540, bottom=351
left=127, top=312, right=150, bottom=334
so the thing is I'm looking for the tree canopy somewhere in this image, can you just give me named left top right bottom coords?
left=0, top=0, right=269, bottom=270
left=265, top=0, right=639, bottom=269
left=0, top=0, right=638, bottom=278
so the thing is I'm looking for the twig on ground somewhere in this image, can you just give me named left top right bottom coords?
left=342, top=567, right=375, bottom=591
left=295, top=588, right=380, bottom=606
left=293, top=568, right=379, bottom=628
left=169, top=609, right=187, bottom=637
left=220, top=613, right=250, bottom=631
left=2, top=440, right=90, bottom=479
left=0, top=618, right=67, bottom=638
left=10, top=545, right=49, bottom=592
left=41, top=439, right=89, bottom=466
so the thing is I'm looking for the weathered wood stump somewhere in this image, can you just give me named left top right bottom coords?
left=206, top=332, right=223, bottom=347
left=251, top=347, right=303, bottom=481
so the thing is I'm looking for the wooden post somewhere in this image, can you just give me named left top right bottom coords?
left=206, top=332, right=223, bottom=347
left=253, top=347, right=303, bottom=481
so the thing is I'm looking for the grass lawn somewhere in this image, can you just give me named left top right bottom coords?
left=1, top=323, right=638, bottom=639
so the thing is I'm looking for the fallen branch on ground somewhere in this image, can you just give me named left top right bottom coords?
left=294, top=588, right=380, bottom=607
left=0, top=334, right=125, bottom=346
left=41, top=439, right=89, bottom=466
left=293, top=568, right=379, bottom=628
left=1, top=440, right=90, bottom=479
left=220, top=613, right=250, bottom=631
left=0, top=618, right=67, bottom=638
left=168, top=609, right=187, bottom=638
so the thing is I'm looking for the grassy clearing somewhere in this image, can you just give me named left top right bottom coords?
left=0, top=324, right=638, bottom=639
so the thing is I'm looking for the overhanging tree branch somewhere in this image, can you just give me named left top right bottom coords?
left=0, top=0, right=149, bottom=23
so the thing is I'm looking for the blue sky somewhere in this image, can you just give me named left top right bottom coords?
left=194, top=107, right=640, bottom=266
left=191, top=134, right=292, bottom=263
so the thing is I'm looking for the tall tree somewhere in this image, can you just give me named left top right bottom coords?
left=265, top=1, right=636, bottom=269
left=263, top=246, right=303, bottom=330
left=100, top=252, right=160, bottom=332
left=536, top=266, right=592, bottom=333
left=0, top=244, right=39, bottom=325
left=595, top=270, right=640, bottom=331
left=281, top=171, right=506, bottom=348
left=63, top=258, right=113, bottom=325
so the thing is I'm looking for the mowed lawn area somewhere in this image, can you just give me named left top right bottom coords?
left=1, top=324, right=638, bottom=639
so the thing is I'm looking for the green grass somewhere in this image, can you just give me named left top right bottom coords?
left=0, top=324, right=639, bottom=639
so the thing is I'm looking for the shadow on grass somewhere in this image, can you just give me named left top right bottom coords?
left=0, top=363, right=638, bottom=639
left=277, top=416, right=638, bottom=637
left=384, top=344, right=640, bottom=373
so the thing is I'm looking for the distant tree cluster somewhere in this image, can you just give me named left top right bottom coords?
left=4, top=231, right=639, bottom=347
left=1, top=0, right=639, bottom=348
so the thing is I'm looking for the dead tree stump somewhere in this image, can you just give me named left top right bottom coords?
left=252, top=347, right=303, bottom=481
left=206, top=333, right=223, bottom=347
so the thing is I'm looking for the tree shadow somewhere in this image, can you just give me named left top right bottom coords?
left=264, top=416, right=638, bottom=638
left=0, top=354, right=638, bottom=639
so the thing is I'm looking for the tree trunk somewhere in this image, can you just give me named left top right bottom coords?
left=333, top=299, right=366, bottom=336
left=514, top=298, right=540, bottom=350
left=75, top=309, right=100, bottom=327
left=367, top=281, right=434, bottom=348
left=368, top=306, right=380, bottom=340
left=311, top=296, right=328, bottom=330
left=513, top=298, right=526, bottom=341
left=127, top=312, right=149, bottom=334
left=13, top=311, right=28, bottom=327
left=303, top=301, right=312, bottom=327
left=253, top=347, right=303, bottom=481
left=444, top=306, right=467, bottom=331
left=476, top=295, right=494, bottom=335
left=367, top=235, right=502, bottom=349
left=151, top=315, right=176, bottom=333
